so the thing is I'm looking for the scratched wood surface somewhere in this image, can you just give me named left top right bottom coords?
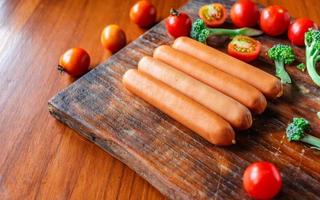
left=48, top=0, right=320, bottom=199
left=0, top=0, right=186, bottom=199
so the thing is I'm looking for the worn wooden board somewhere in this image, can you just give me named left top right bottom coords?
left=48, top=0, right=320, bottom=199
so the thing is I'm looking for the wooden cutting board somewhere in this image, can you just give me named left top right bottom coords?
left=48, top=0, right=320, bottom=199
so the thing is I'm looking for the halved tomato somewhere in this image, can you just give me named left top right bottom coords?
left=199, top=3, right=227, bottom=27
left=227, top=35, right=261, bottom=62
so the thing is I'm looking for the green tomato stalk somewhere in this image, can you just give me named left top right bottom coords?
left=305, top=29, right=320, bottom=86
left=190, top=19, right=263, bottom=43
left=268, top=44, right=295, bottom=84
left=297, top=63, right=306, bottom=72
left=286, top=117, right=320, bottom=149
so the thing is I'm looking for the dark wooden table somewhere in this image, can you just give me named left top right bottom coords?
left=1, top=0, right=319, bottom=199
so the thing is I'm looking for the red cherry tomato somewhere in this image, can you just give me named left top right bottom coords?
left=260, top=5, right=290, bottom=36
left=230, top=0, right=260, bottom=28
left=288, top=18, right=316, bottom=46
left=58, top=48, right=90, bottom=77
left=227, top=36, right=261, bottom=62
left=243, top=162, right=282, bottom=200
left=130, top=0, right=157, bottom=28
left=165, top=9, right=192, bottom=38
left=199, top=3, right=227, bottom=27
left=101, top=24, right=126, bottom=53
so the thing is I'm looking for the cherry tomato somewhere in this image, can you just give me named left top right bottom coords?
left=101, top=24, right=126, bottom=53
left=230, top=0, right=260, bottom=28
left=288, top=18, right=316, bottom=46
left=130, top=0, right=157, bottom=28
left=199, top=3, right=227, bottom=27
left=243, top=162, right=282, bottom=200
left=227, top=36, right=261, bottom=62
left=58, top=48, right=90, bottom=77
left=165, top=9, right=192, bottom=38
left=260, top=5, right=290, bottom=36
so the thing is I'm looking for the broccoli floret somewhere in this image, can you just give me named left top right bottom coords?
left=268, top=44, right=295, bottom=84
left=305, top=29, right=320, bottom=86
left=286, top=117, right=320, bottom=149
left=286, top=118, right=310, bottom=141
left=297, top=63, right=306, bottom=71
left=190, top=19, right=263, bottom=43
left=198, top=29, right=210, bottom=43
left=190, top=19, right=207, bottom=41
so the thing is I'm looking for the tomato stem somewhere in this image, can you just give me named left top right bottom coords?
left=170, top=8, right=179, bottom=16
left=57, top=65, right=65, bottom=73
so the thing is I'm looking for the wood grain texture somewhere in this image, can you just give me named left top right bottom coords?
left=0, top=0, right=185, bottom=199
left=1, top=0, right=320, bottom=200
left=48, top=0, right=320, bottom=199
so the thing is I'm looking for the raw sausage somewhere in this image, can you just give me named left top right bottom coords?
left=172, top=37, right=283, bottom=98
left=138, top=56, right=252, bottom=129
left=153, top=45, right=267, bottom=114
left=123, top=69, right=235, bottom=145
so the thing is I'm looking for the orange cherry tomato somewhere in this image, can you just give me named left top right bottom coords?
left=199, top=3, right=227, bottom=27
left=58, top=48, right=90, bottom=77
left=227, top=36, right=261, bottom=62
left=130, top=0, right=157, bottom=28
left=101, top=24, right=126, bottom=53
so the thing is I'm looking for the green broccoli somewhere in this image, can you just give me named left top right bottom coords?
left=286, top=117, right=320, bottom=149
left=297, top=63, right=306, bottom=72
left=268, top=44, right=296, bottom=84
left=305, top=29, right=320, bottom=86
left=190, top=19, right=263, bottom=43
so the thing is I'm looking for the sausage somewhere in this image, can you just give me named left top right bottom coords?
left=138, top=56, right=252, bottom=130
left=123, top=69, right=235, bottom=146
left=172, top=37, right=283, bottom=98
left=153, top=45, right=267, bottom=114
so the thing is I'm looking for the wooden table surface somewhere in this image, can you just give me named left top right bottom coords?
left=0, top=0, right=319, bottom=199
